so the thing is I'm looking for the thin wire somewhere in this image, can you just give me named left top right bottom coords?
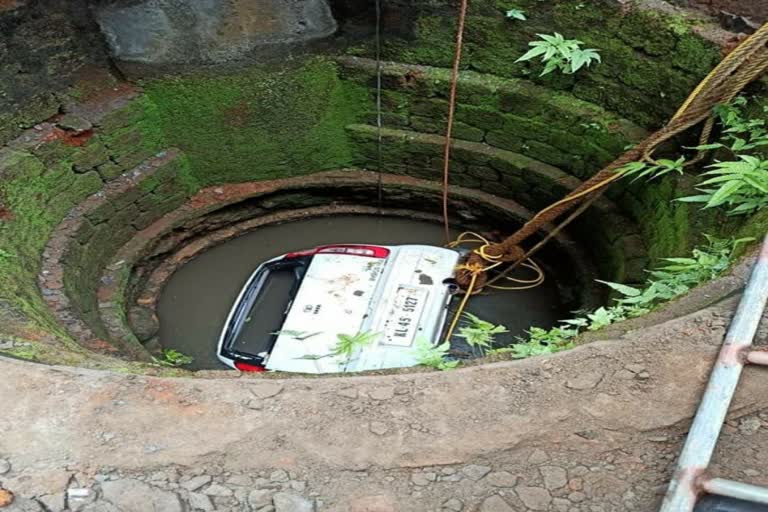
left=441, top=0, right=469, bottom=244
left=375, top=0, right=384, bottom=211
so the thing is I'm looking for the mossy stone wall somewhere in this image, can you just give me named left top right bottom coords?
left=0, top=94, right=195, bottom=361
left=62, top=154, right=194, bottom=346
left=359, top=0, right=722, bottom=128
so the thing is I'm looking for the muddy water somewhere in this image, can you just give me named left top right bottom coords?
left=157, top=215, right=572, bottom=370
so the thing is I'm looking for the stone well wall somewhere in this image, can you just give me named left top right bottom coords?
left=0, top=0, right=767, bottom=368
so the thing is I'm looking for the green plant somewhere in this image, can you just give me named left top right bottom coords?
left=153, top=349, right=193, bottom=367
left=707, top=97, right=768, bottom=153
left=599, top=235, right=753, bottom=316
left=516, top=33, right=601, bottom=75
left=508, top=236, right=751, bottom=359
left=296, top=331, right=379, bottom=363
left=505, top=8, right=526, bottom=20
left=333, top=331, right=379, bottom=358
left=618, top=97, right=768, bottom=216
left=412, top=338, right=459, bottom=370
left=456, top=312, right=508, bottom=356
left=503, top=325, right=578, bottom=358
left=677, top=155, right=768, bottom=215
left=618, top=157, right=686, bottom=182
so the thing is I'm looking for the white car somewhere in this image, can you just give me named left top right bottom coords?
left=217, top=244, right=461, bottom=373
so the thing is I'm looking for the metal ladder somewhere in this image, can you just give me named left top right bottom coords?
left=661, top=234, right=768, bottom=511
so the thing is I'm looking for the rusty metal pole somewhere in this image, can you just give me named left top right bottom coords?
left=660, top=234, right=768, bottom=512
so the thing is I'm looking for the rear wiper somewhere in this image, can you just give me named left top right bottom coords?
left=271, top=330, right=323, bottom=341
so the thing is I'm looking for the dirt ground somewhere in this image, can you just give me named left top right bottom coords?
left=1, top=274, right=767, bottom=511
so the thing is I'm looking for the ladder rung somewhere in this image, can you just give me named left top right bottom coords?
left=702, top=478, right=768, bottom=505
left=747, top=350, right=768, bottom=366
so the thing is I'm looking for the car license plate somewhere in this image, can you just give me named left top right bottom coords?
left=382, top=286, right=428, bottom=347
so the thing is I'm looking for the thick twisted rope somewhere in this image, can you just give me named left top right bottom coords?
left=456, top=22, right=768, bottom=290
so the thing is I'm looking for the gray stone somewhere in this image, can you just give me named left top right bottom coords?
left=540, top=466, right=567, bottom=490
left=565, top=372, right=604, bottom=390
left=516, top=486, right=552, bottom=510
left=369, top=421, right=390, bottom=436
left=479, top=495, right=515, bottom=512
left=461, top=464, right=492, bottom=481
left=270, top=470, right=290, bottom=482
left=336, top=388, right=358, bottom=399
left=248, top=489, right=275, bottom=509
left=273, top=492, right=314, bottom=512
left=95, top=0, right=338, bottom=65
left=127, top=307, right=159, bottom=341
left=244, top=399, right=264, bottom=410
left=0, top=459, right=10, bottom=475
left=569, top=466, right=589, bottom=477
left=442, top=498, right=464, bottom=511
left=203, top=483, right=233, bottom=497
left=528, top=449, right=548, bottom=464
left=101, top=479, right=183, bottom=512
left=410, top=472, right=433, bottom=486
left=57, top=115, right=92, bottom=134
left=81, top=503, right=122, bottom=512
left=290, top=481, right=306, bottom=492
left=569, top=492, right=587, bottom=503
left=188, top=492, right=214, bottom=511
left=368, top=386, right=395, bottom=400
left=181, top=475, right=212, bottom=491
left=38, top=494, right=65, bottom=512
left=739, top=416, right=762, bottom=435
left=3, top=497, right=44, bottom=512
left=484, top=471, right=518, bottom=488
left=226, top=474, right=253, bottom=487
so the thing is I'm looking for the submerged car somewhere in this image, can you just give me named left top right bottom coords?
left=217, top=244, right=461, bottom=373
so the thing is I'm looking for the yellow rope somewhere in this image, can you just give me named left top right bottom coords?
left=442, top=231, right=546, bottom=343
left=443, top=265, right=479, bottom=342
left=446, top=232, right=546, bottom=291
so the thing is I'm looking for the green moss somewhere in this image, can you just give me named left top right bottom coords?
left=0, top=152, right=105, bottom=342
left=4, top=343, right=43, bottom=361
left=143, top=57, right=367, bottom=187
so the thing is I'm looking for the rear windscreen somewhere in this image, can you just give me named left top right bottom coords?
left=229, top=268, right=296, bottom=357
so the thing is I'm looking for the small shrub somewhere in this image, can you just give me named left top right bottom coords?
left=456, top=312, right=508, bottom=356
left=153, top=349, right=193, bottom=367
left=413, top=338, right=459, bottom=370
left=516, top=33, right=601, bottom=75
left=505, top=8, right=526, bottom=20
